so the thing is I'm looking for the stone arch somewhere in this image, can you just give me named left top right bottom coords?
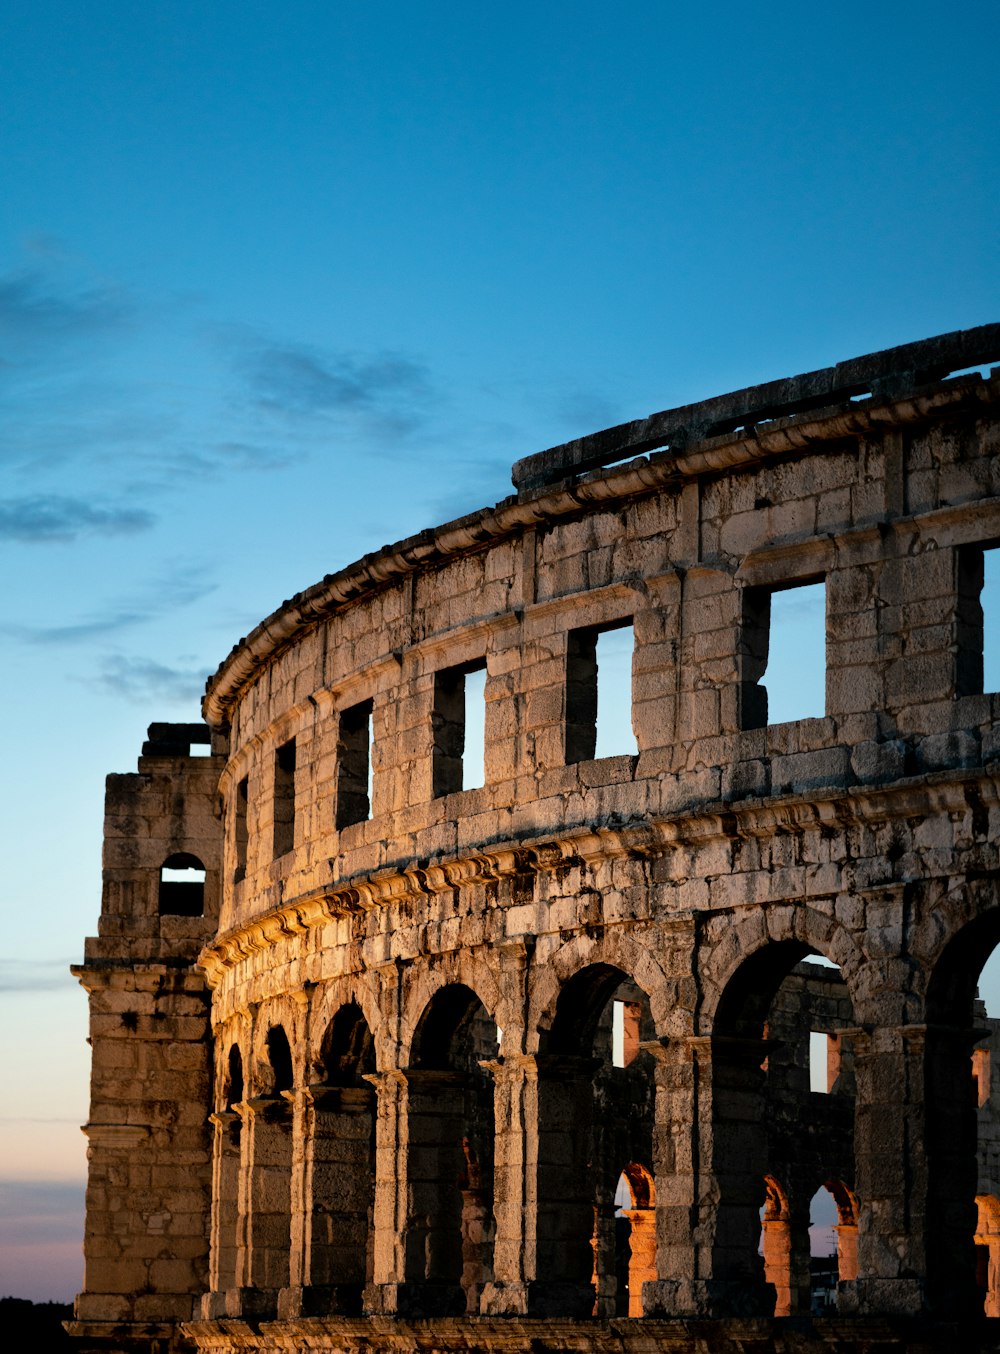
left=616, top=1162, right=656, bottom=1318
left=250, top=998, right=306, bottom=1097
left=308, top=978, right=385, bottom=1081
left=697, top=902, right=865, bottom=1037
left=399, top=980, right=498, bottom=1316
left=822, top=1177, right=859, bottom=1287
left=303, top=999, right=378, bottom=1313
left=158, top=851, right=206, bottom=916
left=529, top=928, right=673, bottom=1053
left=243, top=1015, right=297, bottom=1306
left=697, top=927, right=858, bottom=1317
left=398, top=953, right=501, bottom=1069
left=529, top=952, right=659, bottom=1319
left=920, top=893, right=1000, bottom=1317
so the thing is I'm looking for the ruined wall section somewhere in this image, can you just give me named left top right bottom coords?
left=70, top=724, right=227, bottom=1352
left=213, top=386, right=1000, bottom=949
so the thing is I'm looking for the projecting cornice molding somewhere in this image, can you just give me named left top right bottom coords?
left=196, top=766, right=1000, bottom=986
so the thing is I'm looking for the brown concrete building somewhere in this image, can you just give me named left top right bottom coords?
left=70, top=326, right=1000, bottom=1353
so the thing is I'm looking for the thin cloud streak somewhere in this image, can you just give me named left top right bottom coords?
left=225, top=328, right=437, bottom=439
left=93, top=654, right=209, bottom=705
left=11, top=563, right=216, bottom=645
left=0, top=959, right=77, bottom=994
left=0, top=494, right=156, bottom=544
left=0, top=266, right=130, bottom=348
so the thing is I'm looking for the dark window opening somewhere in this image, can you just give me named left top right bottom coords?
left=565, top=620, right=636, bottom=763
left=266, top=1025, right=294, bottom=1096
left=158, top=852, right=206, bottom=916
left=957, top=544, right=1000, bottom=697
left=233, top=776, right=248, bottom=883
left=741, top=579, right=826, bottom=729
left=432, top=659, right=486, bottom=797
left=273, top=739, right=296, bottom=859
left=336, top=699, right=373, bottom=829
left=225, top=1045, right=244, bottom=1109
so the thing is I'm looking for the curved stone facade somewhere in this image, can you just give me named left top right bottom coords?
left=72, top=326, right=1000, bottom=1353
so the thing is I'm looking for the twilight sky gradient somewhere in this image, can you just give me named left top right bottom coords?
left=1, top=1, right=998, bottom=1302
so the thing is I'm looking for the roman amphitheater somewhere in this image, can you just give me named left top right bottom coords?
left=70, top=326, right=1000, bottom=1353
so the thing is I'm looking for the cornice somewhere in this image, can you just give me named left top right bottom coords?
left=196, top=765, right=1000, bottom=988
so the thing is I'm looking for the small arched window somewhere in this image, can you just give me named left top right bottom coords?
left=158, top=853, right=206, bottom=916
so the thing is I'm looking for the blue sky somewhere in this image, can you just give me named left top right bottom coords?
left=1, top=1, right=998, bottom=1302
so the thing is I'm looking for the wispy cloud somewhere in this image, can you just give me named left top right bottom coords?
left=228, top=329, right=436, bottom=439
left=0, top=494, right=155, bottom=544
left=0, top=958, right=77, bottom=994
left=92, top=654, right=209, bottom=704
left=0, top=265, right=129, bottom=348
left=12, top=562, right=216, bottom=645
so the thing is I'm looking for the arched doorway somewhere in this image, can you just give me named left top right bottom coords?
left=401, top=983, right=498, bottom=1315
left=531, top=965, right=656, bottom=1318
left=925, top=908, right=1000, bottom=1315
left=303, top=1002, right=376, bottom=1314
left=711, top=942, right=857, bottom=1316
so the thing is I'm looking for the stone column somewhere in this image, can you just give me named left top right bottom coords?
left=295, top=1082, right=376, bottom=1315
left=622, top=1206, right=656, bottom=1317
left=643, top=1034, right=772, bottom=1318
left=201, top=1111, right=241, bottom=1319
left=228, top=1094, right=293, bottom=1318
left=480, top=1054, right=537, bottom=1315
left=845, top=1022, right=980, bottom=1316
left=362, top=1069, right=409, bottom=1314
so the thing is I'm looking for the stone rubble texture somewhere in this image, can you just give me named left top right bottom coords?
left=69, top=326, right=1000, bottom=1353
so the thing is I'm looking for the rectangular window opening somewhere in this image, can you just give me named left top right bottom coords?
left=741, top=579, right=826, bottom=729
left=957, top=544, right=1000, bottom=697
left=973, top=1047, right=991, bottom=1108
left=233, top=776, right=248, bottom=884
left=336, top=699, right=373, bottom=830
left=432, top=659, right=486, bottom=797
left=809, top=1030, right=837, bottom=1094
left=612, top=999, right=642, bottom=1069
left=272, top=739, right=296, bottom=859
left=565, top=620, right=637, bottom=763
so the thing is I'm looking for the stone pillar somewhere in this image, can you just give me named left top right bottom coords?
left=229, top=1094, right=293, bottom=1317
left=201, top=1111, right=241, bottom=1318
left=836, top=1219, right=859, bottom=1285
left=527, top=1054, right=599, bottom=1318
left=362, top=1069, right=409, bottom=1314
left=623, top=1206, right=656, bottom=1318
left=843, top=1022, right=980, bottom=1316
left=295, top=1082, right=375, bottom=1315
left=761, top=1216, right=792, bottom=1316
left=643, top=1035, right=772, bottom=1318
left=480, top=1054, right=537, bottom=1315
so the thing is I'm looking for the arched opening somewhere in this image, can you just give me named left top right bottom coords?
left=401, top=983, right=498, bottom=1316
left=158, top=852, right=206, bottom=916
left=303, top=1003, right=376, bottom=1314
left=712, top=941, right=856, bottom=1316
left=614, top=1164, right=656, bottom=1318
left=210, top=1043, right=244, bottom=1297
left=808, top=1180, right=857, bottom=1314
left=925, top=908, right=1000, bottom=1316
left=245, top=1024, right=295, bottom=1308
left=532, top=964, right=656, bottom=1318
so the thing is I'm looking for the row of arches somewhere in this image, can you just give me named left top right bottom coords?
left=205, top=904, right=1000, bottom=1321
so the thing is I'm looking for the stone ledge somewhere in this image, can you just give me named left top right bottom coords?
left=180, top=1313, right=1000, bottom=1354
